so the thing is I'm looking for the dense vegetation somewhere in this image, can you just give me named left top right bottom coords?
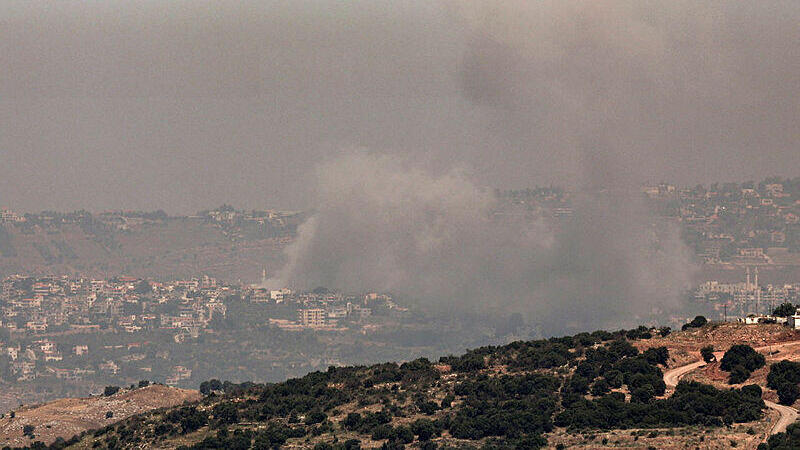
left=701, top=345, right=716, bottom=363
left=773, top=302, right=797, bottom=318
left=766, top=360, right=800, bottom=405
left=9, top=326, right=768, bottom=450
left=720, top=344, right=766, bottom=384
left=760, top=422, right=800, bottom=449
left=681, top=315, right=708, bottom=331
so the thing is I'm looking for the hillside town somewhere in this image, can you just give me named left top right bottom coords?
left=695, top=266, right=800, bottom=320
left=499, top=177, right=800, bottom=264
left=2, top=176, right=799, bottom=271
left=645, top=178, right=800, bottom=263
left=0, top=273, right=403, bottom=394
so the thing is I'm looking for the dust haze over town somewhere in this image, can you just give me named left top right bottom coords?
left=0, top=0, right=799, bottom=411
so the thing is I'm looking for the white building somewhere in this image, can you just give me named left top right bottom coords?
left=270, top=288, right=292, bottom=303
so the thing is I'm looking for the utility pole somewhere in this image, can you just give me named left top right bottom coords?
left=724, top=303, right=727, bottom=323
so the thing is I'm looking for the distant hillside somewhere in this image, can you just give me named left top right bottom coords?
left=46, top=324, right=794, bottom=449
left=0, top=218, right=288, bottom=283
left=0, top=384, right=199, bottom=448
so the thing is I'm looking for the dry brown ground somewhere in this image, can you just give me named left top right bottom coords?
left=684, top=340, right=800, bottom=409
left=636, top=322, right=800, bottom=369
left=545, top=417, right=775, bottom=450
left=0, top=384, right=200, bottom=447
left=571, top=322, right=800, bottom=449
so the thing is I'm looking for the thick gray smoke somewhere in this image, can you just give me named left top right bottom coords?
left=451, top=0, right=799, bottom=185
left=267, top=1, right=781, bottom=332
left=270, top=153, right=695, bottom=334
left=4, top=1, right=793, bottom=331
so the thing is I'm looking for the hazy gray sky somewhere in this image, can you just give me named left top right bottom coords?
left=1, top=0, right=798, bottom=213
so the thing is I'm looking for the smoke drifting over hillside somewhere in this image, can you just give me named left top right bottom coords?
left=265, top=0, right=800, bottom=332
left=4, top=1, right=796, bottom=331
left=270, top=153, right=695, bottom=334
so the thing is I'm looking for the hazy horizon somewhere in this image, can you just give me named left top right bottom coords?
left=2, top=1, right=798, bottom=214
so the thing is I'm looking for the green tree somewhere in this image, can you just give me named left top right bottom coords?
left=767, top=360, right=800, bottom=389
left=701, top=346, right=716, bottom=363
left=103, top=386, right=120, bottom=396
left=212, top=402, right=239, bottom=426
left=773, top=303, right=796, bottom=317
left=682, top=316, right=708, bottom=330
left=729, top=365, right=752, bottom=384
left=720, top=345, right=766, bottom=376
left=778, top=383, right=800, bottom=406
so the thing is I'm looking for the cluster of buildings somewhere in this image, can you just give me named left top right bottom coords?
left=0, top=275, right=232, bottom=383
left=495, top=187, right=573, bottom=219
left=4, top=338, right=101, bottom=382
left=643, top=178, right=800, bottom=262
left=694, top=266, right=800, bottom=329
left=0, top=209, right=25, bottom=224
left=251, top=279, right=399, bottom=331
left=0, top=275, right=228, bottom=339
left=696, top=267, right=800, bottom=315
left=0, top=272, right=401, bottom=385
left=198, top=206, right=302, bottom=242
left=497, top=178, right=800, bottom=264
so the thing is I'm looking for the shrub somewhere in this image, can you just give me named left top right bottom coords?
left=166, top=406, right=208, bottom=433
left=729, top=365, right=752, bottom=384
left=199, top=379, right=224, bottom=396
left=720, top=345, right=765, bottom=382
left=304, top=410, right=327, bottom=425
left=778, top=383, right=800, bottom=406
left=762, top=422, right=800, bottom=449
left=343, top=413, right=362, bottom=430
left=103, top=386, right=120, bottom=397
left=391, top=425, right=414, bottom=444
left=631, top=385, right=655, bottom=403
left=604, top=370, right=624, bottom=389
left=372, top=424, right=393, bottom=440
left=767, top=360, right=800, bottom=389
left=742, top=384, right=762, bottom=398
left=411, top=419, right=438, bottom=441
left=643, top=347, right=669, bottom=366
left=555, top=381, right=764, bottom=430
left=440, top=394, right=454, bottom=409
left=591, top=379, right=610, bottom=396
left=773, top=303, right=796, bottom=317
left=700, top=346, right=716, bottom=363
left=343, top=439, right=361, bottom=450
left=682, top=316, right=707, bottom=330
left=211, top=402, right=239, bottom=426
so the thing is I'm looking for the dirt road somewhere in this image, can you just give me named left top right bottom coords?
left=662, top=341, right=800, bottom=437
left=663, top=359, right=706, bottom=388
left=764, top=400, right=798, bottom=435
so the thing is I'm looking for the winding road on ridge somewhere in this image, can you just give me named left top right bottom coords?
left=662, top=341, right=800, bottom=436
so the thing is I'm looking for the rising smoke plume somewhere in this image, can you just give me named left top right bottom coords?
left=269, top=152, right=695, bottom=334
left=265, top=1, right=770, bottom=333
